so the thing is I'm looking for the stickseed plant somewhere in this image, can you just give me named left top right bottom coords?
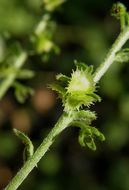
left=2, top=2, right=129, bottom=190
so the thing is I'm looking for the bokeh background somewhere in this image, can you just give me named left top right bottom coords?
left=0, top=0, right=129, bottom=190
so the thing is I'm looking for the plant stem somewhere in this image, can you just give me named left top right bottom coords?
left=93, top=27, right=129, bottom=83
left=4, top=25, right=129, bottom=190
left=0, top=52, right=27, bottom=99
left=4, top=112, right=73, bottom=190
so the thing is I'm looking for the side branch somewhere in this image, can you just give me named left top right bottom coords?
left=93, top=27, right=129, bottom=83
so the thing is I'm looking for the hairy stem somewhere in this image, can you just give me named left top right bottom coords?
left=0, top=51, right=27, bottom=99
left=93, top=27, right=129, bottom=83
left=4, top=112, right=73, bottom=190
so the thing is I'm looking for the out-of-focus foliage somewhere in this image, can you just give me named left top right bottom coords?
left=1, top=0, right=129, bottom=190
left=43, top=0, right=65, bottom=12
left=0, top=0, right=38, bottom=34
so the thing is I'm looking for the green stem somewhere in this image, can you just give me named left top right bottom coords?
left=120, top=14, right=126, bottom=31
left=0, top=51, right=27, bottom=99
left=4, top=112, right=73, bottom=190
left=93, top=27, right=129, bottom=83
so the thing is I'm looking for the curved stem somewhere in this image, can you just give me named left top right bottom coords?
left=0, top=51, right=27, bottom=99
left=4, top=112, right=73, bottom=190
left=93, top=27, right=129, bottom=83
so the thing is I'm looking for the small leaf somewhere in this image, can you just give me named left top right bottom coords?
left=13, top=128, right=34, bottom=162
left=77, top=124, right=105, bottom=150
left=71, top=121, right=88, bottom=129
left=74, top=110, right=96, bottom=120
left=13, top=82, right=34, bottom=103
left=115, top=48, right=129, bottom=63
left=49, top=83, right=66, bottom=97
left=73, top=110, right=96, bottom=124
left=86, top=136, right=96, bottom=151
left=78, top=129, right=96, bottom=151
left=86, top=93, right=101, bottom=102
left=91, top=127, right=105, bottom=141
left=78, top=130, right=86, bottom=147
left=87, top=65, right=94, bottom=74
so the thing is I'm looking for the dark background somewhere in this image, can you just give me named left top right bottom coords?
left=0, top=0, right=129, bottom=190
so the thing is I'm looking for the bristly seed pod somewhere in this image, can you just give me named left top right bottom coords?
left=50, top=60, right=100, bottom=112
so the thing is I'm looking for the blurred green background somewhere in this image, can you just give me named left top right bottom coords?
left=1, top=0, right=129, bottom=190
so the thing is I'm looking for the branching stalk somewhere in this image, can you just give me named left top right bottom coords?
left=4, top=113, right=73, bottom=190
left=93, top=27, right=129, bottom=82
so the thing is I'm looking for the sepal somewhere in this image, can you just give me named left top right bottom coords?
left=73, top=110, right=96, bottom=123
left=49, top=83, right=66, bottom=98
left=56, top=74, right=70, bottom=83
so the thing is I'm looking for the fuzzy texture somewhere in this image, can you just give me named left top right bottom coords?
left=50, top=61, right=101, bottom=112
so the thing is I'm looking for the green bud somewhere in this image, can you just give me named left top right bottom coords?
left=111, top=2, right=126, bottom=19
